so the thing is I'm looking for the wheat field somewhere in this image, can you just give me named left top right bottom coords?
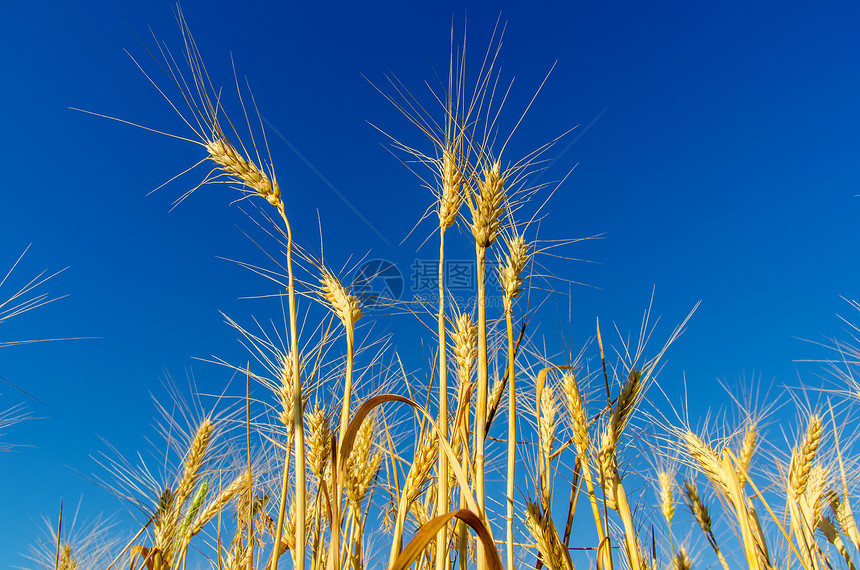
left=5, top=4, right=860, bottom=570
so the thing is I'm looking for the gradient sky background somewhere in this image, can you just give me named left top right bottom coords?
left=3, top=0, right=860, bottom=566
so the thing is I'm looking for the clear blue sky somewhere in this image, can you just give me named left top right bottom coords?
left=3, top=0, right=860, bottom=565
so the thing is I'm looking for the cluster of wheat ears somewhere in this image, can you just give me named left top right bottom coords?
left=23, top=10, right=860, bottom=570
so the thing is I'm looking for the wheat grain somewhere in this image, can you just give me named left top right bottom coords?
left=470, top=161, right=506, bottom=248
left=439, top=141, right=462, bottom=228
left=499, top=233, right=529, bottom=309
left=319, top=268, right=361, bottom=328
left=278, top=351, right=297, bottom=437
left=453, top=313, right=478, bottom=386
left=599, top=424, right=619, bottom=511
left=525, top=501, right=573, bottom=570
left=562, top=371, right=590, bottom=456
left=346, top=414, right=376, bottom=509
left=204, top=137, right=281, bottom=206
left=673, top=547, right=692, bottom=570
left=683, top=431, right=726, bottom=491
left=790, top=414, right=822, bottom=497
left=611, top=368, right=641, bottom=435
left=404, top=429, right=438, bottom=506
left=659, top=471, right=675, bottom=526
left=306, top=404, right=332, bottom=480
left=188, top=471, right=252, bottom=538
left=540, top=384, right=558, bottom=464
left=58, top=544, right=77, bottom=570
left=684, top=480, right=713, bottom=535
left=737, top=422, right=757, bottom=488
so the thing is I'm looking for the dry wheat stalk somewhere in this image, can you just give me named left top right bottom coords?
left=435, top=135, right=463, bottom=570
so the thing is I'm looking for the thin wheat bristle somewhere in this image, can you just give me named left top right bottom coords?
left=320, top=267, right=361, bottom=328
left=470, top=160, right=506, bottom=248
left=789, top=414, right=822, bottom=497
left=439, top=141, right=462, bottom=228
left=204, top=137, right=281, bottom=205
left=561, top=371, right=590, bottom=456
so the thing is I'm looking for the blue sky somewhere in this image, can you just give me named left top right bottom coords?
left=3, top=0, right=860, bottom=565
